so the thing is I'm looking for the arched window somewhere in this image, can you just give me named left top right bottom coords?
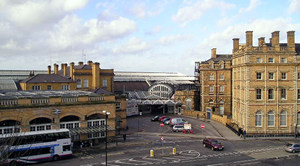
left=268, top=110, right=275, bottom=126
left=280, top=110, right=287, bottom=126
left=209, top=99, right=214, bottom=103
left=185, top=98, right=192, bottom=110
left=255, top=111, right=262, bottom=126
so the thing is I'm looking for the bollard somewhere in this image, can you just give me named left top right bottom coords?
left=173, top=148, right=176, bottom=155
left=150, top=149, right=154, bottom=157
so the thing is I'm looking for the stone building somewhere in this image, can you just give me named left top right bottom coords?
left=0, top=90, right=125, bottom=144
left=196, top=48, right=232, bottom=117
left=232, top=31, right=300, bottom=136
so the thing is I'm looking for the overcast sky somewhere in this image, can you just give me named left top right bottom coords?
left=0, top=0, right=300, bottom=76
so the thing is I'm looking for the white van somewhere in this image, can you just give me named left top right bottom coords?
left=170, top=118, right=187, bottom=126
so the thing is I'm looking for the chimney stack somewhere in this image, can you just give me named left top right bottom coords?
left=246, top=31, right=253, bottom=47
left=211, top=48, right=217, bottom=58
left=88, top=60, right=93, bottom=66
left=258, top=37, right=265, bottom=47
left=233, top=38, right=239, bottom=53
left=78, top=62, right=83, bottom=65
left=287, top=31, right=295, bottom=51
left=54, top=64, right=59, bottom=74
left=92, top=62, right=100, bottom=89
left=63, top=63, right=68, bottom=76
left=47, top=65, right=51, bottom=74
left=70, top=62, right=74, bottom=79
left=271, top=31, right=279, bottom=46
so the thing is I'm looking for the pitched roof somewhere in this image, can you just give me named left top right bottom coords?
left=114, top=81, right=150, bottom=92
left=201, top=54, right=232, bottom=64
left=20, top=74, right=74, bottom=83
left=91, top=88, right=113, bottom=95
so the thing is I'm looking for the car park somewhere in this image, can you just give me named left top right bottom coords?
left=284, top=143, right=300, bottom=153
left=172, top=125, right=184, bottom=132
left=151, top=115, right=161, bottom=121
left=203, top=138, right=224, bottom=151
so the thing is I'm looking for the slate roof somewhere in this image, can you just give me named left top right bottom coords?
left=201, top=54, right=232, bottom=64
left=91, top=88, right=113, bottom=95
left=20, top=74, right=74, bottom=83
left=0, top=79, right=18, bottom=90
left=114, top=81, right=150, bottom=93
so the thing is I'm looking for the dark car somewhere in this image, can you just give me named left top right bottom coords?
left=162, top=117, right=170, bottom=123
left=203, top=138, right=224, bottom=151
left=151, top=115, right=161, bottom=121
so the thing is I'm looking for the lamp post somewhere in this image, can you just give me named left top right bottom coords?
left=102, top=110, right=110, bottom=166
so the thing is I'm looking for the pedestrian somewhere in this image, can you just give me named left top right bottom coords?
left=123, top=134, right=126, bottom=142
left=80, top=142, right=83, bottom=149
left=243, top=130, right=246, bottom=139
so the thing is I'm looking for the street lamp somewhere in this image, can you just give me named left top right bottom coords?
left=102, top=110, right=110, bottom=166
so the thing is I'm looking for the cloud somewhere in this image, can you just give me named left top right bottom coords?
left=0, top=0, right=89, bottom=30
left=128, top=1, right=164, bottom=18
left=159, top=34, right=192, bottom=45
left=239, top=0, right=261, bottom=13
left=288, top=0, right=300, bottom=14
left=113, top=37, right=151, bottom=54
left=172, top=0, right=235, bottom=26
left=145, top=26, right=162, bottom=35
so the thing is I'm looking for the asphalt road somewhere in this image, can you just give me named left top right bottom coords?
left=38, top=114, right=300, bottom=166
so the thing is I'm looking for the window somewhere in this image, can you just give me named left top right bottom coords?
left=268, top=111, right=275, bottom=126
left=220, top=86, right=224, bottom=92
left=269, top=73, right=274, bottom=80
left=32, top=85, right=41, bottom=90
left=268, top=58, right=274, bottom=63
left=256, top=57, right=262, bottom=63
left=298, top=112, right=300, bottom=125
left=209, top=64, right=214, bottom=69
left=83, top=79, right=89, bottom=88
left=255, top=111, right=262, bottom=126
left=220, top=75, right=224, bottom=80
left=209, top=74, right=214, bottom=80
left=268, top=89, right=274, bottom=99
left=76, top=79, right=82, bottom=88
left=219, top=106, right=224, bottom=115
left=186, top=99, right=192, bottom=110
left=256, top=89, right=262, bottom=100
left=298, top=89, right=300, bottom=100
left=209, top=99, right=214, bottom=103
left=116, top=103, right=121, bottom=110
left=281, top=89, right=287, bottom=99
left=256, top=73, right=262, bottom=80
left=281, top=72, right=287, bottom=80
left=281, top=58, right=287, bottom=63
left=209, top=86, right=214, bottom=93
left=280, top=111, right=287, bottom=126
left=102, top=79, right=108, bottom=88
left=220, top=64, right=224, bottom=69
left=298, top=73, right=300, bottom=80
left=47, top=85, right=52, bottom=90
left=62, top=85, right=70, bottom=90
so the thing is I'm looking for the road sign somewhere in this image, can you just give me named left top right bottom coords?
left=201, top=124, right=205, bottom=129
left=160, top=123, right=164, bottom=127
left=161, top=136, right=165, bottom=141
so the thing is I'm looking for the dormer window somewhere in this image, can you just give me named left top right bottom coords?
left=209, top=61, right=214, bottom=69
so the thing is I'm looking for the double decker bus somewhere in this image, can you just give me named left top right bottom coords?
left=0, top=129, right=72, bottom=165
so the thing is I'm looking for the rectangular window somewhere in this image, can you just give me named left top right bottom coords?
left=281, top=89, right=286, bottom=99
left=269, top=73, right=274, bottom=80
left=298, top=73, right=300, bottom=80
left=32, top=86, right=41, bottom=90
left=268, top=113, right=275, bottom=126
left=209, top=86, right=214, bottom=93
left=256, top=73, right=262, bottom=80
left=268, top=89, right=274, bottom=99
left=298, top=89, right=300, bottom=99
left=298, top=113, right=300, bottom=125
left=47, top=85, right=52, bottom=90
left=83, top=79, right=89, bottom=88
left=102, top=79, right=108, bottom=88
left=281, top=73, right=287, bottom=80
left=220, top=86, right=224, bottom=92
left=256, top=89, right=262, bottom=100
left=220, top=75, right=224, bottom=80
left=268, top=58, right=274, bottom=63
left=256, top=58, right=262, bottom=63
left=209, top=74, right=214, bottom=80
left=281, top=58, right=287, bottom=63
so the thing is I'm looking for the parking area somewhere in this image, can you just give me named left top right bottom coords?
left=126, top=114, right=226, bottom=139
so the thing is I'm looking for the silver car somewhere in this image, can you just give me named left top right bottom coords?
left=284, top=143, right=300, bottom=153
left=172, top=125, right=184, bottom=132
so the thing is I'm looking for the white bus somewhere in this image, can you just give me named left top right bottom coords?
left=0, top=129, right=72, bottom=165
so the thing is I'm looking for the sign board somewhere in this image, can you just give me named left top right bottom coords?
left=161, top=136, right=165, bottom=141
left=160, top=123, right=164, bottom=127
left=201, top=124, right=205, bottom=129
left=184, top=123, right=192, bottom=130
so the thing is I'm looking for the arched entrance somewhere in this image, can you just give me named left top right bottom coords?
left=86, top=113, right=106, bottom=140
left=29, top=117, right=52, bottom=131
left=60, top=115, right=80, bottom=141
left=0, top=120, right=20, bottom=134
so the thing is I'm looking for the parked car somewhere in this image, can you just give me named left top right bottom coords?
left=169, top=118, right=188, bottom=126
left=172, top=125, right=184, bottom=132
left=164, top=119, right=171, bottom=125
left=162, top=117, right=170, bottom=124
left=203, top=138, right=224, bottom=151
left=151, top=115, right=161, bottom=121
left=158, top=116, right=168, bottom=122
left=284, top=143, right=300, bottom=153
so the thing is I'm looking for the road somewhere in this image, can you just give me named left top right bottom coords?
left=38, top=115, right=300, bottom=166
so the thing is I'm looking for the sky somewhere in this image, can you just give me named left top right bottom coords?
left=0, top=0, right=300, bottom=76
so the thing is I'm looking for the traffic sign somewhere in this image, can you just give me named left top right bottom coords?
left=161, top=136, right=165, bottom=141
left=160, top=123, right=164, bottom=127
left=201, top=124, right=205, bottom=129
